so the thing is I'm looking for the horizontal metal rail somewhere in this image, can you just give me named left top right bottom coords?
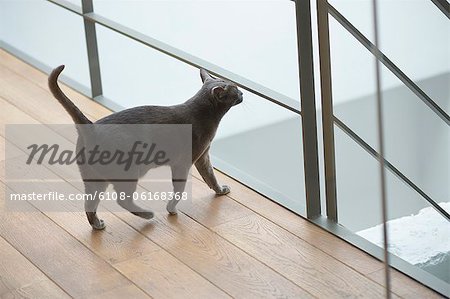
left=431, top=0, right=450, bottom=20
left=48, top=0, right=82, bottom=14
left=47, top=0, right=301, bottom=115
left=328, top=3, right=450, bottom=126
left=334, top=116, right=450, bottom=221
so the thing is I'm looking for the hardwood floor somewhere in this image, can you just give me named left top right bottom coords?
left=0, top=49, right=442, bottom=298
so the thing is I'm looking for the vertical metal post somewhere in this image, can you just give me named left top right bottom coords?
left=81, top=0, right=102, bottom=98
left=295, top=0, right=321, bottom=218
left=371, top=0, right=391, bottom=297
left=316, top=0, right=338, bottom=222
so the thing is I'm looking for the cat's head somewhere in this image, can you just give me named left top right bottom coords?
left=200, top=69, right=243, bottom=107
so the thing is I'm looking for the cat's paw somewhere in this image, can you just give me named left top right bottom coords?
left=167, top=207, right=178, bottom=215
left=91, top=218, right=106, bottom=230
left=216, top=185, right=231, bottom=195
left=166, top=203, right=178, bottom=215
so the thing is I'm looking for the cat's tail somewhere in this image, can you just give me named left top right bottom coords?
left=48, top=65, right=92, bottom=124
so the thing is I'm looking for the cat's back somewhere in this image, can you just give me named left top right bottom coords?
left=96, top=104, right=185, bottom=124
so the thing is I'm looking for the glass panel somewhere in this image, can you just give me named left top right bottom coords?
left=335, top=126, right=425, bottom=230
left=330, top=3, right=450, bottom=288
left=93, top=0, right=300, bottom=101
left=96, top=24, right=200, bottom=108
left=330, top=16, right=449, bottom=208
left=0, top=0, right=90, bottom=94
left=212, top=105, right=306, bottom=216
left=329, top=0, right=450, bottom=114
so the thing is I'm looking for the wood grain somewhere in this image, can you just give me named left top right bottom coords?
left=114, top=249, right=231, bottom=299
left=206, top=171, right=444, bottom=297
left=183, top=177, right=254, bottom=227
left=0, top=234, right=70, bottom=299
left=115, top=205, right=313, bottom=298
left=213, top=214, right=398, bottom=298
left=204, top=169, right=385, bottom=275
left=367, top=268, right=445, bottom=299
left=1, top=138, right=229, bottom=298
left=0, top=182, right=142, bottom=298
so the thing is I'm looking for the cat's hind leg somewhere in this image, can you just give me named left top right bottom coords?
left=113, top=181, right=154, bottom=219
left=167, top=166, right=190, bottom=215
left=84, top=180, right=108, bottom=230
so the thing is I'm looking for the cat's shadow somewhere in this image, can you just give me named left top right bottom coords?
left=138, top=213, right=180, bottom=234
left=88, top=226, right=105, bottom=249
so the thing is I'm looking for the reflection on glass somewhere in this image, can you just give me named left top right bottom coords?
left=330, top=3, right=450, bottom=287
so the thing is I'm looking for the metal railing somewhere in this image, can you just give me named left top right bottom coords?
left=29, top=0, right=445, bottom=224
left=328, top=3, right=450, bottom=126
left=314, top=1, right=449, bottom=294
left=49, top=0, right=302, bottom=115
left=431, top=0, right=450, bottom=19
left=316, top=0, right=450, bottom=225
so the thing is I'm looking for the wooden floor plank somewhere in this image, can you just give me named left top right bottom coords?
left=213, top=214, right=397, bottom=298
left=2, top=129, right=308, bottom=298
left=2, top=143, right=307, bottom=297
left=367, top=268, right=445, bottom=299
left=204, top=169, right=385, bottom=275
left=0, top=234, right=70, bottom=299
left=114, top=249, right=231, bottom=299
left=184, top=177, right=254, bottom=228
left=0, top=130, right=231, bottom=298
left=202, top=172, right=445, bottom=297
left=0, top=183, right=146, bottom=298
left=89, top=285, right=152, bottom=299
left=184, top=172, right=403, bottom=297
left=115, top=207, right=314, bottom=298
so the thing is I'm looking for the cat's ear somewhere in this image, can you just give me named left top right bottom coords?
left=200, top=69, right=213, bottom=83
left=211, top=86, right=227, bottom=101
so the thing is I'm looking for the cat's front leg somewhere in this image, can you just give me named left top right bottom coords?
left=194, top=150, right=230, bottom=195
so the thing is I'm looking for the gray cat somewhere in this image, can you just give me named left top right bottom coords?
left=48, top=66, right=243, bottom=229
